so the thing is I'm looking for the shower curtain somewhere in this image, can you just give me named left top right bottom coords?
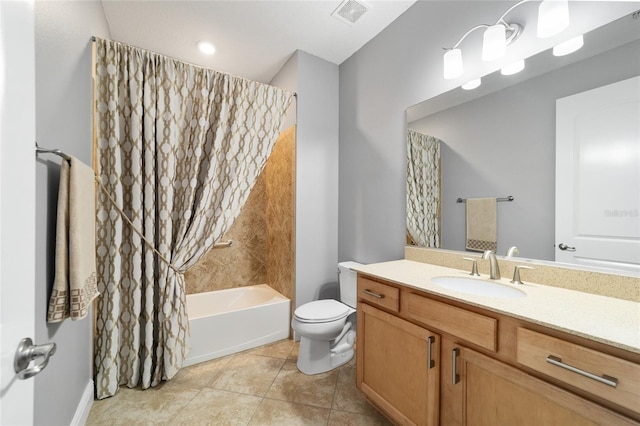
left=407, top=129, right=441, bottom=248
left=93, top=37, right=293, bottom=399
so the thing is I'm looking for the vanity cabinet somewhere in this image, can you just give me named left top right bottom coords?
left=356, top=274, right=640, bottom=426
left=442, top=340, right=637, bottom=425
left=357, top=279, right=440, bottom=426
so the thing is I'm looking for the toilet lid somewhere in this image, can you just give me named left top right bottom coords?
left=294, top=300, right=352, bottom=323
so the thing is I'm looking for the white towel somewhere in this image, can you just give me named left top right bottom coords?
left=465, top=197, right=497, bottom=252
left=47, top=157, right=99, bottom=322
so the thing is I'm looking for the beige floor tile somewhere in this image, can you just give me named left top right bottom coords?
left=173, top=355, right=233, bottom=389
left=287, top=341, right=299, bottom=363
left=332, top=366, right=381, bottom=417
left=328, top=409, right=394, bottom=426
left=245, top=339, right=295, bottom=359
left=249, top=398, right=330, bottom=426
left=265, top=361, right=339, bottom=408
left=169, top=388, right=262, bottom=426
left=87, top=384, right=199, bottom=426
left=86, top=341, right=391, bottom=426
left=213, top=353, right=285, bottom=396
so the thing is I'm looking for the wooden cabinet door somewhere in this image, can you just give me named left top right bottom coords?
left=444, top=343, right=637, bottom=426
left=357, top=303, right=440, bottom=426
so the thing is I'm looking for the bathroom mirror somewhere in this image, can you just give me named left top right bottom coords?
left=406, top=13, right=640, bottom=269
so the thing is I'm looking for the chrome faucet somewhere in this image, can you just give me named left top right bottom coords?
left=482, top=250, right=501, bottom=280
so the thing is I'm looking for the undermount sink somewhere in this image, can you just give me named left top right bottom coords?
left=431, top=276, right=526, bottom=299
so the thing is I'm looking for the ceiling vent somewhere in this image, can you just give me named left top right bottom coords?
left=331, top=0, right=369, bottom=26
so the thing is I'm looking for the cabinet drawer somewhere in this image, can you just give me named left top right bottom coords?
left=357, top=276, right=400, bottom=313
left=517, top=328, right=640, bottom=414
left=403, top=292, right=497, bottom=352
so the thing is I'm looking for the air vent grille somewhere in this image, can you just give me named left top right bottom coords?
left=332, top=0, right=368, bottom=26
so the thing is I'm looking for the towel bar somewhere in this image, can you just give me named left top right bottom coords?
left=35, top=142, right=72, bottom=161
left=457, top=196, right=514, bottom=203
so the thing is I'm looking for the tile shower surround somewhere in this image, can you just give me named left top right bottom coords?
left=87, top=339, right=391, bottom=426
left=184, top=126, right=295, bottom=303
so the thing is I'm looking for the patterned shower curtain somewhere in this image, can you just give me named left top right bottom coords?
left=407, top=129, right=442, bottom=248
left=93, top=38, right=294, bottom=399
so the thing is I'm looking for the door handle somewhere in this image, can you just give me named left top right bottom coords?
left=558, top=243, right=576, bottom=252
left=14, top=337, right=57, bottom=380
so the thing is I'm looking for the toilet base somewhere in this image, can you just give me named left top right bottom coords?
left=297, top=329, right=356, bottom=375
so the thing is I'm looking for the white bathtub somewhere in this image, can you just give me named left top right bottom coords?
left=184, top=284, right=291, bottom=367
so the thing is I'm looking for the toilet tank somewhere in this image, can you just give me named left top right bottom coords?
left=338, top=261, right=362, bottom=308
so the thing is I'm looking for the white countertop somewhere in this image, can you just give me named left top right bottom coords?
left=353, top=259, right=640, bottom=354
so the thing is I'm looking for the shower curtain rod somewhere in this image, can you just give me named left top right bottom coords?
left=90, top=36, right=298, bottom=98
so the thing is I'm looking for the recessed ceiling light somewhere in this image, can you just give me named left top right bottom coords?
left=197, top=41, right=216, bottom=56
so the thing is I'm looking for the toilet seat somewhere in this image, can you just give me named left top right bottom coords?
left=294, top=300, right=353, bottom=324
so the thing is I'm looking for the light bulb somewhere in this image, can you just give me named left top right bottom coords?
left=553, top=35, right=584, bottom=56
left=537, top=0, right=569, bottom=38
left=482, top=25, right=506, bottom=61
left=443, top=49, right=463, bottom=80
left=462, top=79, right=481, bottom=90
left=501, top=59, right=525, bottom=75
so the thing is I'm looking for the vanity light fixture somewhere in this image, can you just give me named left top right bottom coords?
left=482, top=24, right=507, bottom=61
left=443, top=0, right=571, bottom=80
left=444, top=48, right=464, bottom=79
left=501, top=59, right=525, bottom=75
left=553, top=34, right=584, bottom=56
left=462, top=78, right=481, bottom=90
left=197, top=41, right=216, bottom=56
left=537, top=0, right=570, bottom=38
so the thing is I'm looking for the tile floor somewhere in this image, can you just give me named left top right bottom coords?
left=86, top=339, right=392, bottom=425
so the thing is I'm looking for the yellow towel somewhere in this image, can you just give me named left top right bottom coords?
left=466, top=197, right=497, bottom=252
left=47, top=157, right=99, bottom=322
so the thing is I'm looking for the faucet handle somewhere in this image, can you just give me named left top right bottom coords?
left=506, top=246, right=520, bottom=257
left=463, top=257, right=481, bottom=277
left=511, top=265, right=534, bottom=285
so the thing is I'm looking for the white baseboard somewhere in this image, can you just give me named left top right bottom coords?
left=71, top=380, right=94, bottom=426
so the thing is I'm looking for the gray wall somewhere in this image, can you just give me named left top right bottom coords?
left=271, top=51, right=340, bottom=307
left=338, top=1, right=500, bottom=264
left=337, top=1, right=637, bottom=264
left=34, top=1, right=109, bottom=424
left=410, top=40, right=640, bottom=261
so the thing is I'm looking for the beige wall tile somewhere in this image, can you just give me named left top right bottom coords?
left=185, top=126, right=296, bottom=307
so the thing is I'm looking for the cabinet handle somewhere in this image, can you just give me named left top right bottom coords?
left=427, top=336, right=435, bottom=369
left=452, top=348, right=460, bottom=384
left=546, top=355, right=618, bottom=388
left=362, top=289, right=385, bottom=299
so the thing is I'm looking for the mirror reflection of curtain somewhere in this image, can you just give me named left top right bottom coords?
left=407, top=130, right=441, bottom=247
left=93, top=37, right=294, bottom=399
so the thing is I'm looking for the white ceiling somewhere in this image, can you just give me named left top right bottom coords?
left=101, top=0, right=417, bottom=83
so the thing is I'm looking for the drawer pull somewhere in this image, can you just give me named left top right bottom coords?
left=427, top=336, right=435, bottom=369
left=362, top=289, right=385, bottom=299
left=546, top=355, right=618, bottom=388
left=452, top=348, right=460, bottom=384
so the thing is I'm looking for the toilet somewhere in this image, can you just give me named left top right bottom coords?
left=292, top=261, right=362, bottom=375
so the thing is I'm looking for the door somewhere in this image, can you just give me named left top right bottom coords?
left=0, top=1, right=37, bottom=424
left=555, top=76, right=640, bottom=272
left=357, top=303, right=440, bottom=426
